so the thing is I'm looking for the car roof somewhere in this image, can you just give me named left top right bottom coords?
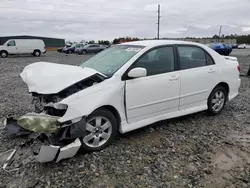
left=120, top=40, right=202, bottom=48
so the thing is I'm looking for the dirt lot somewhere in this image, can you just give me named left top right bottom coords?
left=0, top=49, right=249, bottom=188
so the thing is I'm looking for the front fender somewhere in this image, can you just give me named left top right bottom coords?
left=58, top=84, right=125, bottom=123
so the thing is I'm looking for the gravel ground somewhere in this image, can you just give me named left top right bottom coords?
left=0, top=50, right=249, bottom=188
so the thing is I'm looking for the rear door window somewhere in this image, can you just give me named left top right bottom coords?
left=177, top=46, right=207, bottom=70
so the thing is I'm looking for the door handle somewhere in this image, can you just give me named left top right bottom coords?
left=169, top=76, right=179, bottom=81
left=208, top=69, right=215, bottom=73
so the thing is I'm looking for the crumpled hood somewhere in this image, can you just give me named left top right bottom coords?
left=20, top=62, right=105, bottom=94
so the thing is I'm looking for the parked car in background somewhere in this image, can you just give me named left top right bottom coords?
left=0, top=39, right=46, bottom=58
left=74, top=43, right=86, bottom=53
left=62, top=44, right=72, bottom=52
left=207, top=43, right=232, bottom=56
left=238, top=44, right=246, bottom=49
left=78, top=44, right=106, bottom=54
left=63, top=43, right=76, bottom=54
left=57, top=47, right=64, bottom=53
left=231, top=44, right=239, bottom=49
left=63, top=43, right=85, bottom=54
left=18, top=40, right=240, bottom=152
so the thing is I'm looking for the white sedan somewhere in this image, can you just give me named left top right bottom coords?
left=238, top=44, right=247, bottom=49
left=18, top=40, right=241, bottom=152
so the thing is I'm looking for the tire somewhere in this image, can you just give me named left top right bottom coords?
left=33, top=50, right=41, bottom=57
left=207, top=86, right=227, bottom=115
left=82, top=50, right=87, bottom=55
left=78, top=51, right=82, bottom=55
left=81, top=109, right=118, bottom=152
left=0, top=51, right=8, bottom=58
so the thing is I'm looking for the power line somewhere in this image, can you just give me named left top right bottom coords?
left=0, top=16, right=155, bottom=25
left=5, top=0, right=156, bottom=13
left=160, top=16, right=247, bottom=28
left=182, top=25, right=192, bottom=39
left=0, top=6, right=156, bottom=18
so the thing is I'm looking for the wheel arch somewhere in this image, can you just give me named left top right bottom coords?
left=33, top=49, right=41, bottom=53
left=0, top=50, right=8, bottom=55
left=212, top=82, right=230, bottom=99
left=95, top=105, right=121, bottom=127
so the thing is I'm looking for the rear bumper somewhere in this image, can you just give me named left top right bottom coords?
left=228, top=92, right=239, bottom=101
left=228, top=78, right=241, bottom=101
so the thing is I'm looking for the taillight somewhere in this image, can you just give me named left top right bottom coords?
left=237, top=65, right=240, bottom=72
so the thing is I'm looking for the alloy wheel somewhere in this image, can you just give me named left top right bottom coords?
left=211, top=90, right=225, bottom=112
left=83, top=116, right=112, bottom=148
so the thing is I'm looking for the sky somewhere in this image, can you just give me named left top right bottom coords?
left=0, top=0, right=250, bottom=41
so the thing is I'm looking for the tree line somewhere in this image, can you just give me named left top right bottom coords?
left=87, top=37, right=141, bottom=46
left=68, top=34, right=250, bottom=45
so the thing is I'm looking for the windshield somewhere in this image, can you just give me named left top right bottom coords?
left=79, top=45, right=144, bottom=76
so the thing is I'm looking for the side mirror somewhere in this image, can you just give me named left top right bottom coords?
left=128, top=67, right=147, bottom=78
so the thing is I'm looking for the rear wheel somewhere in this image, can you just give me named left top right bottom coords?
left=81, top=109, right=118, bottom=152
left=207, top=86, right=227, bottom=115
left=33, top=50, right=41, bottom=57
left=0, top=51, right=8, bottom=58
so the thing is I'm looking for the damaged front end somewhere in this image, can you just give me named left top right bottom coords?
left=4, top=114, right=86, bottom=163
left=4, top=62, right=107, bottom=163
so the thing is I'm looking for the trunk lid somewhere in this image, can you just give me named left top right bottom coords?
left=223, top=56, right=238, bottom=61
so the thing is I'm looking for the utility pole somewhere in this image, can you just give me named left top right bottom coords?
left=157, top=4, right=160, bottom=40
left=218, top=26, right=222, bottom=42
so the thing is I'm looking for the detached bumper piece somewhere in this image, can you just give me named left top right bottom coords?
left=34, top=138, right=81, bottom=163
left=4, top=113, right=84, bottom=163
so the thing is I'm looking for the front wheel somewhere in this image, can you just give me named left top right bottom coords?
left=33, top=50, right=41, bottom=57
left=0, top=51, right=8, bottom=58
left=81, top=109, right=118, bottom=152
left=207, top=86, right=227, bottom=115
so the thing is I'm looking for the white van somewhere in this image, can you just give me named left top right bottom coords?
left=0, top=39, right=46, bottom=58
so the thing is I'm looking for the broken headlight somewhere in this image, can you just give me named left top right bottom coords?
left=17, top=114, right=60, bottom=133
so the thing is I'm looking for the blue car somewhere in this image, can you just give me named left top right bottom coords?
left=207, top=43, right=232, bottom=56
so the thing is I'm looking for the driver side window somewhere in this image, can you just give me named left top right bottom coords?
left=7, top=40, right=16, bottom=46
left=132, top=46, right=175, bottom=76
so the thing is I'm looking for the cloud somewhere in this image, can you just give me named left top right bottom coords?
left=242, top=27, right=250, bottom=32
left=0, top=0, right=249, bottom=41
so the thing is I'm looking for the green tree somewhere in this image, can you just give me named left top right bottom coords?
left=113, top=38, right=119, bottom=44
left=88, top=40, right=95, bottom=44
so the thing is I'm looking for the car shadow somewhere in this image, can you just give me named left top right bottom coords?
left=78, top=111, right=207, bottom=155
left=4, top=55, right=46, bottom=58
